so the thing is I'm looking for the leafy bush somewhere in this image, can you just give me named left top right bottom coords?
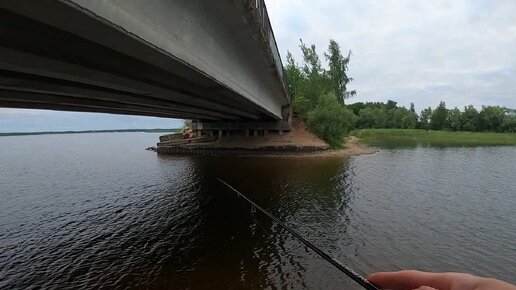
left=306, top=92, right=357, bottom=148
left=292, top=95, right=311, bottom=117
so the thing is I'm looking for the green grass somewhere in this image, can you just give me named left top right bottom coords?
left=353, top=129, right=516, bottom=147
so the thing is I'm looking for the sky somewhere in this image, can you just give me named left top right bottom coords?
left=1, top=0, right=515, bottom=132
left=267, top=0, right=516, bottom=111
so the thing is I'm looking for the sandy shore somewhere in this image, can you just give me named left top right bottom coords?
left=312, top=136, right=377, bottom=157
left=253, top=136, right=377, bottom=158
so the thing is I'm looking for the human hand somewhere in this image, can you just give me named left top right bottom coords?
left=368, top=270, right=516, bottom=290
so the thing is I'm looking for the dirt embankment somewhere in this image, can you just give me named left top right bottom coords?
left=212, top=119, right=376, bottom=157
left=213, top=118, right=328, bottom=149
left=156, top=118, right=377, bottom=157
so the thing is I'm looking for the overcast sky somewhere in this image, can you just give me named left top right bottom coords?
left=1, top=0, right=515, bottom=132
left=267, top=0, right=516, bottom=110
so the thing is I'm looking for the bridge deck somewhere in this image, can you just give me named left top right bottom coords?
left=0, top=0, right=290, bottom=122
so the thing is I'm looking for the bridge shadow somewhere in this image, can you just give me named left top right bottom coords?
left=149, top=155, right=360, bottom=289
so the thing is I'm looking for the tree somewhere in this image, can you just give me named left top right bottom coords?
left=299, top=40, right=330, bottom=107
left=358, top=107, right=388, bottom=129
left=407, top=103, right=419, bottom=129
left=391, top=107, right=407, bottom=128
left=386, top=100, right=398, bottom=111
left=384, top=100, right=399, bottom=128
left=285, top=51, right=303, bottom=99
left=347, top=102, right=365, bottom=116
left=478, top=106, right=506, bottom=132
left=325, top=39, right=355, bottom=104
left=306, top=92, right=357, bottom=148
left=430, top=101, right=448, bottom=130
left=292, top=95, right=311, bottom=117
left=502, top=109, right=516, bottom=132
left=447, top=107, right=462, bottom=131
left=410, top=102, right=416, bottom=113
left=403, top=108, right=418, bottom=129
left=420, top=107, right=432, bottom=130
left=284, top=39, right=357, bottom=148
left=461, top=105, right=479, bottom=131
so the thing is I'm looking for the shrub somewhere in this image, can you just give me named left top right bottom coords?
left=306, top=92, right=357, bottom=148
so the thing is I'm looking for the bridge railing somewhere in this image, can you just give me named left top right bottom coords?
left=248, top=0, right=291, bottom=102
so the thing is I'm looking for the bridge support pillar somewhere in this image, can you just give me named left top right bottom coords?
left=192, top=119, right=291, bottom=139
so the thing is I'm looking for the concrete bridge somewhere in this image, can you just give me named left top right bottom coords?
left=0, top=0, right=291, bottom=132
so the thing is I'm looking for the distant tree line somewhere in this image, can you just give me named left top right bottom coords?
left=348, top=101, right=516, bottom=133
left=285, top=39, right=516, bottom=147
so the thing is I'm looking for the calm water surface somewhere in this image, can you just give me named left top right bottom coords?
left=0, top=133, right=515, bottom=289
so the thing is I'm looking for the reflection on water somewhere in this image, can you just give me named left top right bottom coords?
left=0, top=133, right=515, bottom=289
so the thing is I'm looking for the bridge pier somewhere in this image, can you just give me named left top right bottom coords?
left=193, top=119, right=290, bottom=138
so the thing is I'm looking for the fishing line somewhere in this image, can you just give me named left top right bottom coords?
left=218, top=178, right=380, bottom=290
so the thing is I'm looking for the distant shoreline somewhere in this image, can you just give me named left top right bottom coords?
left=0, top=128, right=180, bottom=137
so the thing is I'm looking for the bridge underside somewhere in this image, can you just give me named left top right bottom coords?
left=0, top=0, right=290, bottom=126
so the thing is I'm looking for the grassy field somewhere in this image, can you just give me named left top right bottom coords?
left=353, top=129, right=516, bottom=147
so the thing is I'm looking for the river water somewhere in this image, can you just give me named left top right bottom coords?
left=0, top=133, right=514, bottom=289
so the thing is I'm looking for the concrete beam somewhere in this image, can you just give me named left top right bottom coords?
left=0, top=0, right=290, bottom=120
left=0, top=47, right=260, bottom=120
left=0, top=90, right=217, bottom=120
left=0, top=73, right=237, bottom=120
left=195, top=120, right=291, bottom=131
left=0, top=100, right=189, bottom=120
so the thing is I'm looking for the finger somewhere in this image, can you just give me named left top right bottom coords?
left=413, top=286, right=439, bottom=290
left=368, top=270, right=453, bottom=290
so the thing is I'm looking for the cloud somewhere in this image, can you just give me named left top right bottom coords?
left=266, top=0, right=516, bottom=112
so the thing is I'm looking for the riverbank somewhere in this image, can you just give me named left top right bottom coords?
left=354, top=129, right=516, bottom=146
left=306, top=136, right=376, bottom=157
left=155, top=119, right=376, bottom=157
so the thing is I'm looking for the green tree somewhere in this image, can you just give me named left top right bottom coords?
left=406, top=103, right=419, bottom=129
left=285, top=51, right=303, bottom=99
left=386, top=100, right=398, bottom=111
left=324, top=39, right=355, bottom=104
left=478, top=106, right=506, bottom=132
left=347, top=102, right=365, bottom=116
left=461, top=105, right=479, bottom=131
left=420, top=107, right=432, bottom=130
left=299, top=40, right=330, bottom=106
left=358, top=107, right=388, bottom=128
left=306, top=92, right=357, bottom=148
left=430, top=101, right=448, bottom=130
left=292, top=95, right=311, bottom=117
left=402, top=109, right=418, bottom=129
left=391, top=107, right=407, bottom=128
left=357, top=107, right=373, bottom=128
left=502, top=109, right=516, bottom=132
left=447, top=107, right=462, bottom=131
left=284, top=39, right=357, bottom=148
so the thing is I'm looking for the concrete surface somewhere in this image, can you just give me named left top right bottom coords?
left=0, top=0, right=290, bottom=122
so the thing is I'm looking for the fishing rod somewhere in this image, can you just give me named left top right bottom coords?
left=218, top=178, right=380, bottom=290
